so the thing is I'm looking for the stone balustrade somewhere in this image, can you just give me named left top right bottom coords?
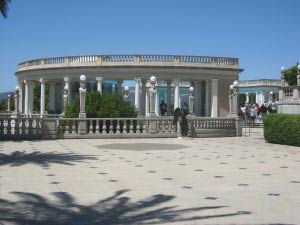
left=18, top=54, right=239, bottom=71
left=0, top=114, right=242, bottom=140
left=0, top=115, right=42, bottom=140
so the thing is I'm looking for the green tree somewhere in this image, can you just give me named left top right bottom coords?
left=0, top=0, right=11, bottom=18
left=64, top=92, right=137, bottom=118
left=284, top=64, right=299, bottom=86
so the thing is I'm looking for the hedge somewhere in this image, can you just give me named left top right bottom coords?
left=264, top=114, right=300, bottom=146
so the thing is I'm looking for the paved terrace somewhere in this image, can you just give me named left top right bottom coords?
left=0, top=129, right=300, bottom=225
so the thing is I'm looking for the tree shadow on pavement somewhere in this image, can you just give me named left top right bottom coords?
left=0, top=189, right=246, bottom=225
left=0, top=151, right=98, bottom=167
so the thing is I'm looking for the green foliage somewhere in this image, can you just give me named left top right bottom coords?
left=284, top=65, right=298, bottom=86
left=264, top=114, right=300, bottom=146
left=239, top=94, right=246, bottom=106
left=64, top=92, right=137, bottom=118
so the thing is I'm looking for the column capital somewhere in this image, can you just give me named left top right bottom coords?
left=39, top=77, right=45, bottom=83
left=63, top=77, right=69, bottom=82
left=134, top=77, right=141, bottom=82
left=96, top=77, right=102, bottom=81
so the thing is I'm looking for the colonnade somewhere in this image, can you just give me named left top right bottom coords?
left=17, top=76, right=220, bottom=117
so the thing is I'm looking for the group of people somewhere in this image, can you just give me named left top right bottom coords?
left=240, top=101, right=277, bottom=125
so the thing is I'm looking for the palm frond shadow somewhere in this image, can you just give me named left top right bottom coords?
left=0, top=151, right=98, bottom=167
left=0, top=189, right=246, bottom=225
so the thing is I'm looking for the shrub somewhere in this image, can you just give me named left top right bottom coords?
left=284, top=65, right=298, bottom=86
left=264, top=114, right=300, bottom=146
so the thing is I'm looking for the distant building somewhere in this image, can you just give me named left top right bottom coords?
left=239, top=79, right=281, bottom=105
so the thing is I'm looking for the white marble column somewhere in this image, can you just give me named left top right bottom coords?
left=145, top=90, right=149, bottom=116
left=155, top=91, right=159, bottom=116
left=174, top=78, right=180, bottom=109
left=96, top=77, right=102, bottom=94
left=210, top=79, right=218, bottom=117
left=141, top=79, right=147, bottom=116
left=18, top=81, right=23, bottom=113
left=24, top=80, right=29, bottom=115
left=49, top=82, right=56, bottom=112
left=134, top=78, right=141, bottom=112
left=166, top=80, right=172, bottom=114
left=205, top=80, right=210, bottom=116
left=39, top=78, right=45, bottom=115
left=28, top=82, right=34, bottom=115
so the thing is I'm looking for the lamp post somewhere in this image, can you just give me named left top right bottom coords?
left=229, top=80, right=239, bottom=117
left=79, top=75, right=87, bottom=118
left=149, top=75, right=157, bottom=116
left=269, top=91, right=273, bottom=103
left=63, top=84, right=69, bottom=115
left=124, top=86, right=129, bottom=101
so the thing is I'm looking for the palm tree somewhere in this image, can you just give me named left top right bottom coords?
left=0, top=0, right=11, bottom=18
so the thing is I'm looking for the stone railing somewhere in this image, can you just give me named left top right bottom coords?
left=0, top=115, right=42, bottom=140
left=18, top=54, right=239, bottom=71
left=187, top=117, right=241, bottom=138
left=238, top=79, right=282, bottom=87
left=277, top=86, right=300, bottom=114
left=0, top=114, right=242, bottom=140
left=55, top=117, right=177, bottom=139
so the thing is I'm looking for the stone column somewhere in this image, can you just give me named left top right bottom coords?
left=39, top=78, right=45, bottom=116
left=205, top=80, right=210, bottom=117
left=155, top=91, right=159, bottom=116
left=269, top=91, right=273, bottom=103
left=24, top=80, right=29, bottom=115
left=134, top=78, right=141, bottom=113
left=166, top=80, right=172, bottom=115
left=96, top=77, right=102, bottom=94
left=297, top=75, right=300, bottom=86
left=28, top=82, right=34, bottom=115
left=141, top=79, right=147, bottom=116
left=7, top=94, right=11, bottom=112
left=14, top=86, right=19, bottom=114
left=174, top=78, right=180, bottom=109
left=18, top=82, right=23, bottom=113
left=145, top=90, right=149, bottom=116
left=189, top=87, right=194, bottom=115
left=210, top=79, right=218, bottom=117
left=49, top=82, right=56, bottom=113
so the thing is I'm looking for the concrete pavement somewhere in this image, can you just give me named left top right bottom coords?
left=0, top=128, right=299, bottom=224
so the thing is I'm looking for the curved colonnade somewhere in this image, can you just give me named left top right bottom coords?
left=15, top=54, right=243, bottom=117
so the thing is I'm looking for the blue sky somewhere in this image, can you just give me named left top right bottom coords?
left=0, top=0, right=299, bottom=92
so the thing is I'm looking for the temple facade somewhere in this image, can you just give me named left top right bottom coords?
left=15, top=54, right=243, bottom=117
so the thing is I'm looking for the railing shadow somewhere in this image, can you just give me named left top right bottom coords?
left=0, top=151, right=98, bottom=167
left=0, top=189, right=246, bottom=225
